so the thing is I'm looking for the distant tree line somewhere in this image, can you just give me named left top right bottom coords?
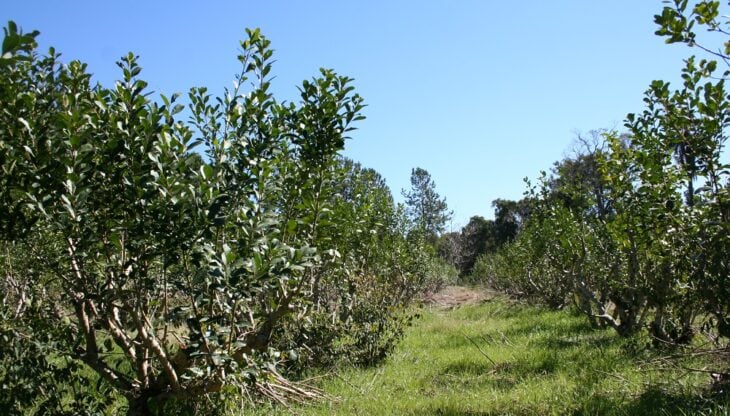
left=436, top=198, right=530, bottom=277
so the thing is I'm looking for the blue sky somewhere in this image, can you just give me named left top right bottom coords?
left=2, top=1, right=704, bottom=227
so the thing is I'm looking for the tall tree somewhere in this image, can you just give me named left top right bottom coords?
left=548, top=132, right=612, bottom=218
left=402, top=167, right=451, bottom=242
left=457, top=216, right=493, bottom=275
left=492, top=198, right=530, bottom=248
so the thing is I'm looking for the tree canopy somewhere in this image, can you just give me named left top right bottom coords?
left=402, top=167, right=451, bottom=242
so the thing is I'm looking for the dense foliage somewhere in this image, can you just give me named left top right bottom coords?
left=0, top=23, right=446, bottom=414
left=439, top=198, right=529, bottom=278
left=402, top=167, right=452, bottom=243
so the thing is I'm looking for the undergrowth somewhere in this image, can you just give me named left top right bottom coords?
left=252, top=297, right=728, bottom=415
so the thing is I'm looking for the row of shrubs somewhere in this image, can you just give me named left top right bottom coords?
left=470, top=1, right=729, bottom=351
left=0, top=23, right=455, bottom=415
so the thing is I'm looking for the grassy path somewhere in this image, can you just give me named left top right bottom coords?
left=260, top=290, right=727, bottom=415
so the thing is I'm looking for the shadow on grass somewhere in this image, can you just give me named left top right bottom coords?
left=439, top=354, right=559, bottom=379
left=411, top=404, right=497, bottom=416
left=430, top=358, right=519, bottom=393
left=497, top=317, right=594, bottom=341
left=500, top=355, right=559, bottom=378
left=436, top=318, right=594, bottom=351
left=535, top=331, right=617, bottom=351
left=573, top=385, right=729, bottom=416
left=432, top=355, right=558, bottom=396
left=441, top=358, right=492, bottom=376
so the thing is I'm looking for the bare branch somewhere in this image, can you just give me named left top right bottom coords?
left=130, top=309, right=181, bottom=391
left=462, top=331, right=497, bottom=366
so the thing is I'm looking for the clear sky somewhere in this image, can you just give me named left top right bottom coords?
left=2, top=1, right=703, bottom=227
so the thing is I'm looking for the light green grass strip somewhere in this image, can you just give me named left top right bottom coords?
left=254, top=298, right=728, bottom=416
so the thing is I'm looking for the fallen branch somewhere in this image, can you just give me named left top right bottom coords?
left=254, top=369, right=330, bottom=406
left=462, top=332, right=497, bottom=366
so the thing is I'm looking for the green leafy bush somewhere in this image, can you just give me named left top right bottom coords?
left=0, top=22, right=436, bottom=414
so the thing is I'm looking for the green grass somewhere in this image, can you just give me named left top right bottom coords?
left=255, top=298, right=728, bottom=416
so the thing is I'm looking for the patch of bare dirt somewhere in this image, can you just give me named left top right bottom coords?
left=422, top=285, right=497, bottom=308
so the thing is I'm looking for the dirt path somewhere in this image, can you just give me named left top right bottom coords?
left=422, top=285, right=497, bottom=308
